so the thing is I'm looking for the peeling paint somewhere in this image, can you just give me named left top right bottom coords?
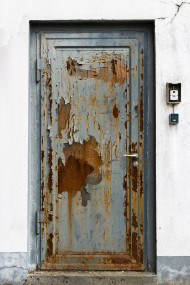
left=66, top=56, right=127, bottom=87
left=58, top=98, right=71, bottom=139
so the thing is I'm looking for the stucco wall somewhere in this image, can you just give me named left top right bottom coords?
left=0, top=0, right=190, bottom=260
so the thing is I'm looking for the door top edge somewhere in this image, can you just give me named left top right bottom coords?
left=30, top=20, right=154, bottom=33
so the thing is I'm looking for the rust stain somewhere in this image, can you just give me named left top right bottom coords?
left=47, top=233, right=54, bottom=258
left=132, top=212, right=138, bottom=228
left=48, top=147, right=53, bottom=192
left=47, top=75, right=52, bottom=124
left=58, top=136, right=102, bottom=197
left=41, top=181, right=44, bottom=192
left=140, top=85, right=144, bottom=132
left=66, top=56, right=127, bottom=87
left=132, top=164, right=138, bottom=192
left=107, top=257, right=130, bottom=265
left=130, top=142, right=137, bottom=154
left=140, top=49, right=144, bottom=133
left=41, top=150, right=44, bottom=162
left=58, top=98, right=71, bottom=138
left=112, top=104, right=120, bottom=118
left=130, top=142, right=138, bottom=192
left=123, top=174, right=128, bottom=218
left=140, top=223, right=144, bottom=234
left=67, top=57, right=76, bottom=75
left=41, top=193, right=45, bottom=208
left=141, top=49, right=144, bottom=68
left=103, top=140, right=113, bottom=214
left=48, top=214, right=53, bottom=222
left=132, top=232, right=138, bottom=260
left=140, top=171, right=144, bottom=197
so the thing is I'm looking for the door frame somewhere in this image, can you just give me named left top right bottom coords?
left=28, top=21, right=155, bottom=272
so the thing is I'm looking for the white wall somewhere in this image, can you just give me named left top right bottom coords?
left=0, top=0, right=190, bottom=256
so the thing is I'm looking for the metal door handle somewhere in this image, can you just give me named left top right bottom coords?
left=123, top=153, right=138, bottom=158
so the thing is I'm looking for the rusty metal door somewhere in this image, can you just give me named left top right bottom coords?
left=40, top=31, right=145, bottom=270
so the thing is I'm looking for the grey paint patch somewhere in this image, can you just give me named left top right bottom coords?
left=157, top=256, right=190, bottom=285
left=0, top=252, right=27, bottom=284
left=81, top=187, right=91, bottom=207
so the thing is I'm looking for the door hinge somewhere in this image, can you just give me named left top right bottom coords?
left=36, top=59, right=45, bottom=82
left=36, top=211, right=42, bottom=235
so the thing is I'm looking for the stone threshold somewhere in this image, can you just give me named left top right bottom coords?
left=26, top=271, right=158, bottom=285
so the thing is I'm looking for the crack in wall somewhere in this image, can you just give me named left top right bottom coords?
left=171, top=1, right=190, bottom=22
left=156, top=1, right=190, bottom=23
left=156, top=17, right=167, bottom=19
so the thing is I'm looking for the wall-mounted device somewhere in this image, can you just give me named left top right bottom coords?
left=166, top=83, right=181, bottom=104
left=169, top=113, right=179, bottom=125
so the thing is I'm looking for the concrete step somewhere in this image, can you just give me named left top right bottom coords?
left=25, top=271, right=158, bottom=285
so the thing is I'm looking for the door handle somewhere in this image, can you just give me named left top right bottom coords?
left=123, top=153, right=138, bottom=158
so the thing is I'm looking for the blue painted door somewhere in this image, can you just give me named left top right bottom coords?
left=40, top=31, right=144, bottom=270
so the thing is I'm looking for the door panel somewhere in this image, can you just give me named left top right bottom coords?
left=40, top=32, right=144, bottom=270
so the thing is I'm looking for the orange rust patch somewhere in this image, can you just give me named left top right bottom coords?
left=66, top=56, right=127, bottom=87
left=48, top=147, right=53, bottom=192
left=113, top=104, right=120, bottom=118
left=58, top=156, right=94, bottom=195
left=58, top=136, right=102, bottom=196
left=58, top=98, right=71, bottom=138
left=107, top=257, right=130, bottom=265
left=47, top=233, right=54, bottom=258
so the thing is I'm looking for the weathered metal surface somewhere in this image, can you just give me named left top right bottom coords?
left=40, top=33, right=144, bottom=270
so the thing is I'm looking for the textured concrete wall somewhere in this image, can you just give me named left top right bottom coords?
left=0, top=0, right=190, bottom=283
left=157, top=256, right=190, bottom=284
left=0, top=253, right=27, bottom=283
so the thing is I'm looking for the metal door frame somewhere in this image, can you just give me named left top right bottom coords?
left=28, top=21, right=155, bottom=271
